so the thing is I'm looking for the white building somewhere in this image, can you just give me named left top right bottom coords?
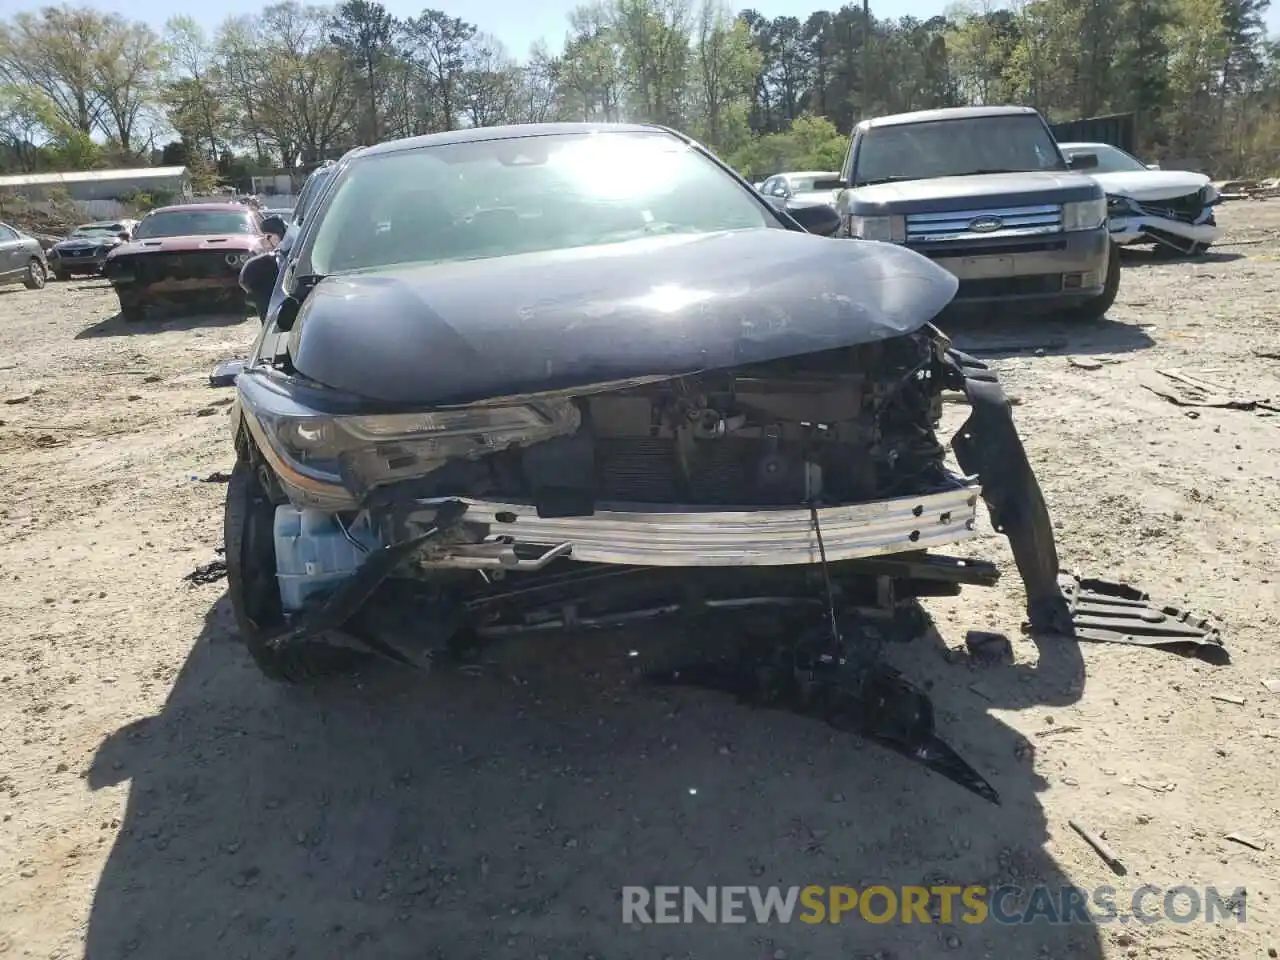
left=0, top=166, right=192, bottom=203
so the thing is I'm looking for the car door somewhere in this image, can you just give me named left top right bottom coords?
left=0, top=222, right=22, bottom=281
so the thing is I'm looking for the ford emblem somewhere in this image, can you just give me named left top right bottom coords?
left=968, top=215, right=1003, bottom=233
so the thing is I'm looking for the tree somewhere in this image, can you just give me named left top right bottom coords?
left=460, top=34, right=521, bottom=127
left=403, top=9, right=475, bottom=130
left=163, top=17, right=232, bottom=163
left=93, top=16, right=163, bottom=154
left=690, top=0, right=759, bottom=151
left=329, top=0, right=397, bottom=143
left=0, top=6, right=108, bottom=135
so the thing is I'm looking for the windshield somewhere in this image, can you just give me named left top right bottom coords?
left=304, top=131, right=773, bottom=277
left=853, top=115, right=1065, bottom=186
left=294, top=168, right=334, bottom=223
left=73, top=224, right=119, bottom=236
left=1063, top=144, right=1147, bottom=174
left=133, top=210, right=256, bottom=239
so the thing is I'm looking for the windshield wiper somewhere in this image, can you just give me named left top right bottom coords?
left=941, top=168, right=1039, bottom=176
left=855, top=176, right=917, bottom=186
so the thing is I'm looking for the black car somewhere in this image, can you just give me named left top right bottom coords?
left=47, top=221, right=133, bottom=280
left=226, top=122, right=1088, bottom=801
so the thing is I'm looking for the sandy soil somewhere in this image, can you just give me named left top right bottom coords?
left=1, top=204, right=1278, bottom=960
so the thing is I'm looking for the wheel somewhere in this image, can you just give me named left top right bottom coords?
left=224, top=457, right=368, bottom=683
left=22, top=258, right=46, bottom=290
left=1064, top=241, right=1120, bottom=322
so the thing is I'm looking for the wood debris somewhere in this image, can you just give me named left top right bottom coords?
left=1069, top=819, right=1128, bottom=876
left=1141, top=368, right=1280, bottom=413
left=1224, top=832, right=1268, bottom=852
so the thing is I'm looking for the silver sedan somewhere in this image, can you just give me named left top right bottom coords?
left=0, top=221, right=49, bottom=290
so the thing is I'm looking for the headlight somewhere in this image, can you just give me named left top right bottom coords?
left=848, top=214, right=906, bottom=243
left=1106, top=195, right=1136, bottom=215
left=244, top=386, right=582, bottom=493
left=1201, top=184, right=1220, bottom=205
left=225, top=252, right=252, bottom=266
left=1062, top=197, right=1107, bottom=231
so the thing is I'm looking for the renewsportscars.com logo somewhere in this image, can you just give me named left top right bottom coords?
left=621, top=885, right=1248, bottom=926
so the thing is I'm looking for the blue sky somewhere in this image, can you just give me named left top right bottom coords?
left=7, top=0, right=1280, bottom=60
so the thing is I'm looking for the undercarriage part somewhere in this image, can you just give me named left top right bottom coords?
left=1144, top=226, right=1203, bottom=255
left=1059, top=574, right=1227, bottom=662
left=211, top=358, right=244, bottom=388
left=647, top=609, right=1000, bottom=804
left=461, top=554, right=994, bottom=638
left=944, top=348, right=1070, bottom=634
left=267, top=499, right=469, bottom=663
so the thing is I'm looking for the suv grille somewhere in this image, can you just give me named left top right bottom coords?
left=906, top=204, right=1063, bottom=243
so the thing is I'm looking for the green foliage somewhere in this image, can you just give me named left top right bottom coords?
left=727, top=114, right=847, bottom=178
left=3, top=0, right=1280, bottom=180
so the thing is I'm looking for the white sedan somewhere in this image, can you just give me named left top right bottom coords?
left=757, top=170, right=845, bottom=207
left=1059, top=142, right=1220, bottom=255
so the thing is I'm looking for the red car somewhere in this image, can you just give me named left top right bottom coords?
left=102, top=202, right=272, bottom=322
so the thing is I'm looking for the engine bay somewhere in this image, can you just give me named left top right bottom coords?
left=378, top=332, right=951, bottom=509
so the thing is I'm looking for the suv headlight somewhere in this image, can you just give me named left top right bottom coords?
left=848, top=214, right=906, bottom=243
left=1201, top=184, right=1220, bottom=205
left=1062, top=197, right=1107, bottom=231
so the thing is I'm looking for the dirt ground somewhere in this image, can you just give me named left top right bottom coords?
left=1, top=204, right=1279, bottom=960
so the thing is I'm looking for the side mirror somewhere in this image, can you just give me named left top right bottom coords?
left=261, top=215, right=287, bottom=240
left=1068, top=152, right=1099, bottom=170
left=782, top=199, right=841, bottom=237
left=117, top=232, right=130, bottom=241
left=239, top=251, right=280, bottom=322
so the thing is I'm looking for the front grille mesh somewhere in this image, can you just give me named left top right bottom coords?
left=906, top=204, right=1063, bottom=242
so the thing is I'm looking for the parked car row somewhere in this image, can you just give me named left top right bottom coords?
left=753, top=112, right=1221, bottom=273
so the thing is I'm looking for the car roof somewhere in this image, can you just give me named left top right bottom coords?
left=858, top=105, right=1039, bottom=131
left=778, top=171, right=840, bottom=180
left=353, top=122, right=676, bottom=159
left=149, top=203, right=251, bottom=214
left=1058, top=142, right=1121, bottom=151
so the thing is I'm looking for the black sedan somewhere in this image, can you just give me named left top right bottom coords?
left=47, top=221, right=133, bottom=280
left=223, top=122, right=1076, bottom=803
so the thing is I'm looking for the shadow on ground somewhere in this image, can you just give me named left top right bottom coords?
left=1118, top=248, right=1245, bottom=268
left=942, top=310, right=1156, bottom=361
left=76, top=308, right=251, bottom=339
left=83, top=594, right=1104, bottom=960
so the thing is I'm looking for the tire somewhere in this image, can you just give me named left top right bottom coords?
left=1065, top=241, right=1121, bottom=322
left=224, top=457, right=367, bottom=683
left=22, top=258, right=46, bottom=290
left=117, top=294, right=147, bottom=322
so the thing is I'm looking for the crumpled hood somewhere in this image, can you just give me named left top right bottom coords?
left=288, top=229, right=960, bottom=407
left=110, top=234, right=263, bottom=256
left=843, top=171, right=1100, bottom=215
left=1091, top=169, right=1211, bottom=202
left=54, top=236, right=119, bottom=252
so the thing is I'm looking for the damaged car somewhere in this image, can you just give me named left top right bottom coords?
left=225, top=123, right=1221, bottom=803
left=1058, top=142, right=1221, bottom=255
left=102, top=203, right=273, bottom=322
left=47, top=221, right=133, bottom=280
